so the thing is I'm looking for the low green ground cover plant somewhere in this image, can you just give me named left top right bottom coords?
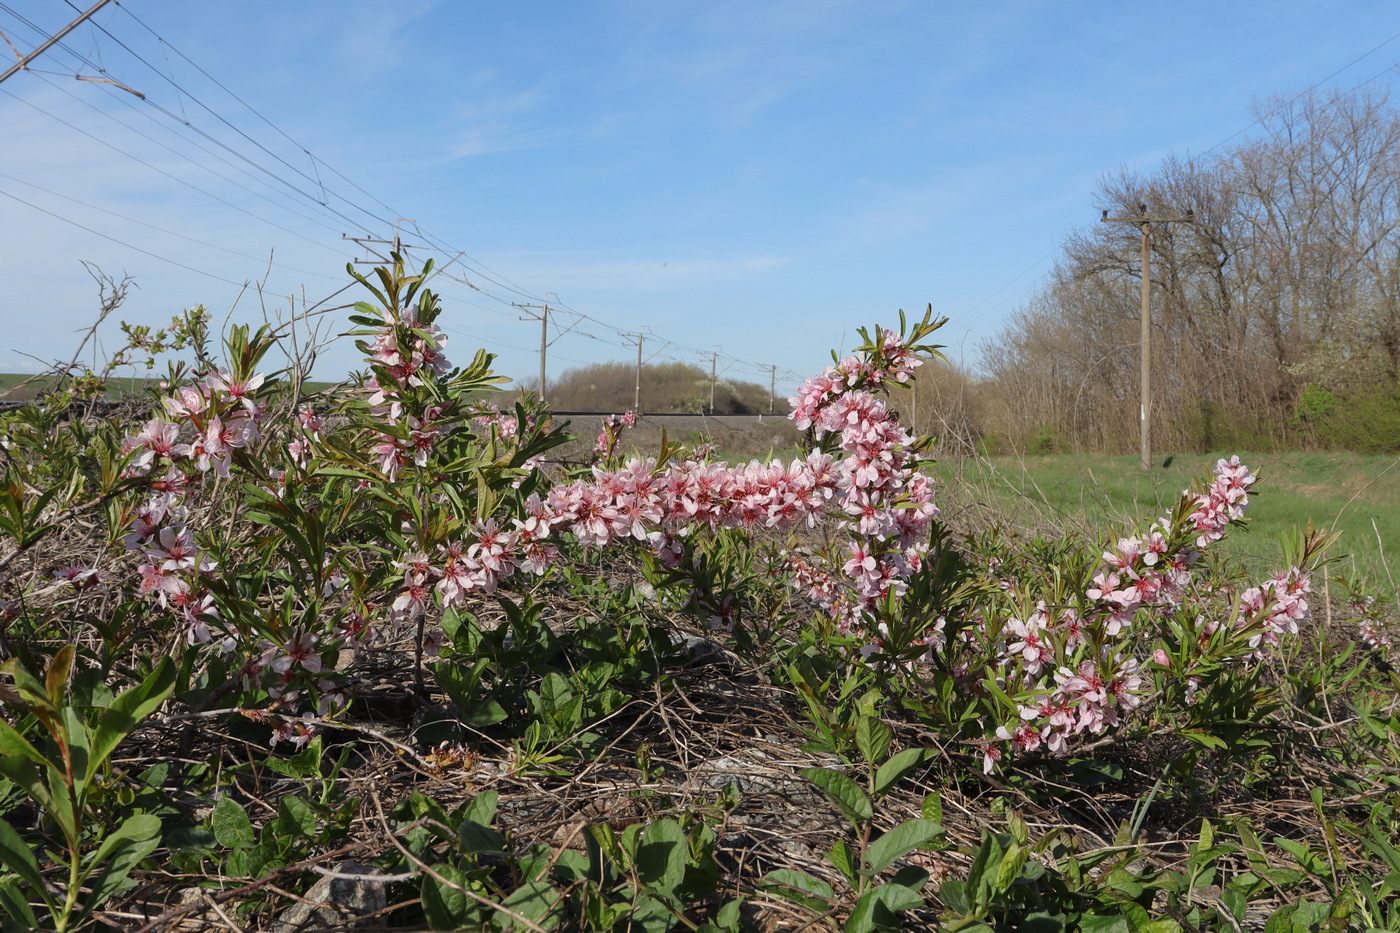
left=0, top=259, right=1398, bottom=931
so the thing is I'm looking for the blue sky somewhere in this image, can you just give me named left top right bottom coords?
left=2, top=1, right=1398, bottom=398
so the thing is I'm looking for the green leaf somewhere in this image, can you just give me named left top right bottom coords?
left=62, top=705, right=90, bottom=800
left=1139, top=921, right=1183, bottom=933
left=992, top=840, right=1027, bottom=892
left=864, top=819, right=943, bottom=875
left=277, top=796, right=316, bottom=838
left=498, top=879, right=562, bottom=930
left=922, top=791, right=943, bottom=825
left=82, top=812, right=161, bottom=879
left=1078, top=915, right=1132, bottom=933
left=211, top=797, right=255, bottom=848
left=760, top=869, right=834, bottom=912
left=45, top=645, right=76, bottom=708
left=714, top=898, right=742, bottom=929
left=0, top=716, right=56, bottom=773
left=845, top=883, right=924, bottom=933
left=79, top=822, right=161, bottom=923
left=0, top=881, right=39, bottom=931
left=1178, top=729, right=1226, bottom=751
left=856, top=716, right=892, bottom=767
left=890, top=865, right=929, bottom=891
left=830, top=838, right=858, bottom=887
left=0, top=819, right=44, bottom=900
left=462, top=700, right=509, bottom=728
left=422, top=863, right=475, bottom=930
left=458, top=820, right=507, bottom=855
left=1198, top=818, right=1214, bottom=853
left=462, top=790, right=499, bottom=828
left=89, top=657, right=176, bottom=784
left=873, top=748, right=935, bottom=799
left=939, top=879, right=969, bottom=914
left=801, top=767, right=873, bottom=825
left=637, top=818, right=685, bottom=897
left=965, top=831, right=1006, bottom=895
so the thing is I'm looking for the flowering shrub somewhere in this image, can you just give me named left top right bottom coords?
left=4, top=259, right=1400, bottom=931
left=0, top=262, right=1343, bottom=772
left=936, top=456, right=1330, bottom=771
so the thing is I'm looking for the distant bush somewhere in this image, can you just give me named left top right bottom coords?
left=1293, top=378, right=1400, bottom=453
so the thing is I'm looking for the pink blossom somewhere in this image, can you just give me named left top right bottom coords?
left=52, top=563, right=101, bottom=589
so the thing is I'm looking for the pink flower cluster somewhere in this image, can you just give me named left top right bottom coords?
left=361, top=305, right=454, bottom=479
left=484, top=330, right=934, bottom=641
left=118, top=369, right=273, bottom=642
left=51, top=563, right=102, bottom=589
left=121, top=491, right=221, bottom=645
left=549, top=454, right=835, bottom=544
left=1085, top=529, right=1192, bottom=637
left=784, top=330, right=938, bottom=636
left=378, top=328, right=928, bottom=640
left=390, top=513, right=558, bottom=622
left=122, top=379, right=262, bottom=483
left=984, top=655, right=1145, bottom=772
left=287, top=405, right=323, bottom=469
left=1356, top=596, right=1400, bottom=669
left=788, top=329, right=923, bottom=432
left=364, top=305, right=450, bottom=423
left=470, top=404, right=546, bottom=485
left=594, top=410, right=639, bottom=457
left=1236, top=567, right=1311, bottom=654
left=1187, top=455, right=1256, bottom=547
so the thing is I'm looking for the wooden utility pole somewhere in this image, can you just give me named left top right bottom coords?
left=0, top=0, right=114, bottom=87
left=619, top=331, right=644, bottom=411
left=514, top=301, right=550, bottom=402
left=769, top=364, right=778, bottom=413
left=1101, top=204, right=1194, bottom=471
left=699, top=349, right=720, bottom=414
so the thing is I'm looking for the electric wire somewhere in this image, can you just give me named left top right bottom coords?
left=0, top=169, right=340, bottom=280
left=0, top=84, right=350, bottom=259
left=45, top=0, right=395, bottom=232
left=1, top=5, right=804, bottom=391
left=113, top=0, right=404, bottom=222
left=0, top=4, right=376, bottom=239
left=15, top=67, right=355, bottom=242
left=0, top=184, right=246, bottom=286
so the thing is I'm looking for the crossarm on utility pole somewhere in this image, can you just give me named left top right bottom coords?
left=0, top=0, right=116, bottom=87
left=514, top=302, right=550, bottom=402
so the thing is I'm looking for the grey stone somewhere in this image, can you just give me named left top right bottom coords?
left=269, top=860, right=387, bottom=932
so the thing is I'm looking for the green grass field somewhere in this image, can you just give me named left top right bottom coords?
left=934, top=451, right=1400, bottom=588
left=0, top=372, right=159, bottom=400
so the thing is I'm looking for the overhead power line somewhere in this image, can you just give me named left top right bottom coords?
left=0, top=4, right=808, bottom=393
left=0, top=169, right=339, bottom=280
left=0, top=184, right=245, bottom=286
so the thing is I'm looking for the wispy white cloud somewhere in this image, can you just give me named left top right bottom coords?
left=331, top=0, right=440, bottom=77
left=435, top=81, right=557, bottom=161
left=612, top=0, right=884, bottom=127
